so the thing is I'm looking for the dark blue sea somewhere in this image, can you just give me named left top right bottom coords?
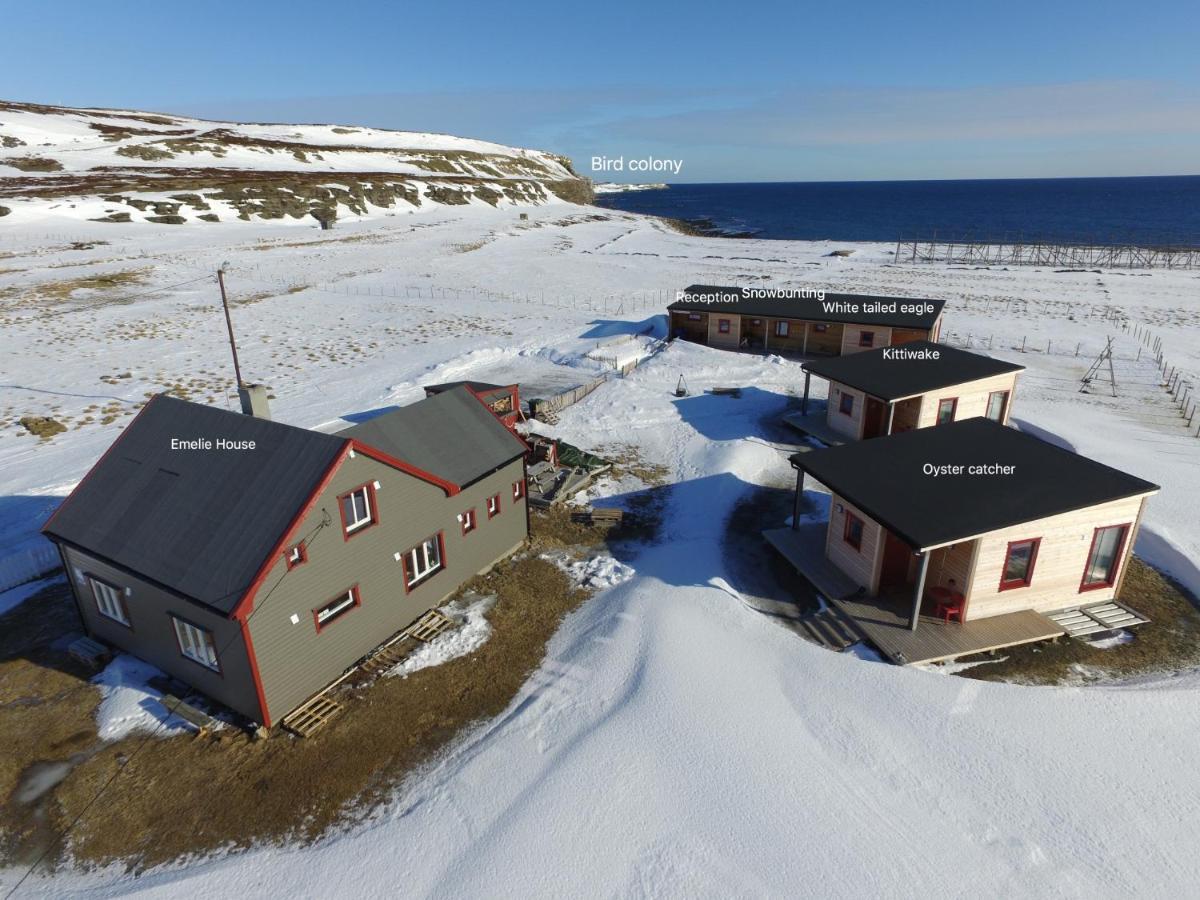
left=593, top=176, right=1200, bottom=246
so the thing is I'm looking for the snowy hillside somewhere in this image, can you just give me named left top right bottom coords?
left=0, top=100, right=591, bottom=227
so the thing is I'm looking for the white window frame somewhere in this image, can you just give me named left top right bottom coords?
left=404, top=534, right=444, bottom=589
left=88, top=575, right=129, bottom=626
left=512, top=480, right=526, bottom=502
left=341, top=485, right=374, bottom=534
left=486, top=493, right=501, bottom=518
left=461, top=508, right=477, bottom=535
left=172, top=616, right=219, bottom=671
left=316, top=587, right=359, bottom=629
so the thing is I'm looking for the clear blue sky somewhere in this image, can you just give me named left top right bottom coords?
left=5, top=0, right=1198, bottom=181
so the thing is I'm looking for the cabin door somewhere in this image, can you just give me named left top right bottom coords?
left=862, top=397, right=887, bottom=439
left=880, top=531, right=914, bottom=590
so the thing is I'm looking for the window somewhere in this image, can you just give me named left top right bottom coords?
left=87, top=575, right=129, bottom=626
left=986, top=390, right=1009, bottom=422
left=838, top=392, right=854, bottom=416
left=1081, top=524, right=1130, bottom=591
left=843, top=512, right=864, bottom=551
left=718, top=319, right=731, bottom=334
left=813, top=324, right=828, bottom=333
left=751, top=319, right=762, bottom=325
left=284, top=543, right=308, bottom=570
left=460, top=507, right=477, bottom=535
left=486, top=493, right=501, bottom=519
left=314, top=586, right=360, bottom=631
left=999, top=538, right=1040, bottom=590
left=339, top=483, right=376, bottom=536
left=859, top=331, right=875, bottom=347
left=936, top=398, right=957, bottom=425
left=512, top=479, right=526, bottom=502
left=774, top=321, right=789, bottom=337
left=402, top=533, right=445, bottom=591
left=687, top=313, right=702, bottom=321
left=172, top=616, right=219, bottom=671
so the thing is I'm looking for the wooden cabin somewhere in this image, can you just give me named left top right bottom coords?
left=668, top=285, right=945, bottom=356
left=794, top=341, right=1024, bottom=441
left=765, top=418, right=1158, bottom=664
left=423, top=380, right=520, bottom=428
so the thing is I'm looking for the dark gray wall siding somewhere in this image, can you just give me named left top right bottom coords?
left=247, top=453, right=528, bottom=722
left=60, top=545, right=261, bottom=721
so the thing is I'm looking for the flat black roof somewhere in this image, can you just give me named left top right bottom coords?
left=801, top=341, right=1025, bottom=401
left=44, top=395, right=346, bottom=614
left=343, top=386, right=526, bottom=487
left=671, top=285, right=946, bottom=330
left=791, top=418, right=1157, bottom=550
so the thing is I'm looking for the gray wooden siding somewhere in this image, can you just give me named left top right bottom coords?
left=60, top=545, right=261, bottom=721
left=246, top=452, right=528, bottom=723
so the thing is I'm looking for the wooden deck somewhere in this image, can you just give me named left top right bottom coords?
left=780, top=411, right=846, bottom=447
left=831, top=595, right=1066, bottom=665
left=764, top=525, right=1066, bottom=665
left=764, top=525, right=860, bottom=601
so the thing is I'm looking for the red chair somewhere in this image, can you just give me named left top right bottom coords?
left=928, top=586, right=964, bottom=624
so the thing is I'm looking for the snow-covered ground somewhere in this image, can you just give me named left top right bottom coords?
left=2, top=201, right=1199, bottom=896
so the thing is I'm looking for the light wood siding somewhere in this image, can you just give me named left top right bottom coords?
left=60, top=545, right=261, bottom=721
left=891, top=397, right=922, bottom=433
left=707, top=314, right=741, bottom=349
left=841, top=325, right=892, bottom=355
left=825, top=493, right=884, bottom=593
left=927, top=540, right=974, bottom=593
left=247, top=452, right=527, bottom=722
left=825, top=382, right=865, bottom=439
left=914, top=371, right=1022, bottom=428
left=962, top=494, right=1149, bottom=620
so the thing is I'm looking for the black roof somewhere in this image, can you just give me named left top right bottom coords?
left=791, top=418, right=1157, bottom=550
left=672, top=285, right=945, bottom=329
left=44, top=395, right=346, bottom=614
left=423, top=380, right=512, bottom=396
left=343, top=386, right=526, bottom=487
left=801, top=341, right=1024, bottom=401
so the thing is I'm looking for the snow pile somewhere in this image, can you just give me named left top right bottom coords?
left=91, top=655, right=194, bottom=741
left=389, top=594, right=496, bottom=678
left=0, top=573, right=63, bottom=616
left=543, top=551, right=636, bottom=590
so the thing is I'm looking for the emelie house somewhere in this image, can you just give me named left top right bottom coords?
left=43, top=386, right=530, bottom=727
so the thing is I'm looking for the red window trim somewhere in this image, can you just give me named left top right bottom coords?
left=1079, top=523, right=1131, bottom=593
left=400, top=532, right=447, bottom=594
left=936, top=397, right=958, bottom=424
left=85, top=573, right=132, bottom=629
left=999, top=538, right=1041, bottom=591
left=717, top=318, right=731, bottom=334
left=512, top=479, right=526, bottom=502
left=843, top=511, right=864, bottom=551
left=487, top=493, right=502, bottom=519
left=313, top=584, right=361, bottom=633
left=838, top=392, right=854, bottom=416
left=859, top=331, right=875, bottom=347
left=338, top=481, right=378, bottom=540
left=283, top=542, right=308, bottom=570
left=170, top=613, right=223, bottom=676
left=461, top=507, right=477, bottom=535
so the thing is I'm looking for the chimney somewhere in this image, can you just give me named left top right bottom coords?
left=238, top=383, right=271, bottom=420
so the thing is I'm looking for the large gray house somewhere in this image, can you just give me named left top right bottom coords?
left=42, top=388, right=530, bottom=727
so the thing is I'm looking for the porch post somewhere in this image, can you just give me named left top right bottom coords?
left=909, top=550, right=929, bottom=631
left=801, top=322, right=809, bottom=355
left=802, top=371, right=811, bottom=415
left=792, top=469, right=804, bottom=531
left=885, top=401, right=895, bottom=435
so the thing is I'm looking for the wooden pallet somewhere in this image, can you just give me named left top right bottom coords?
left=67, top=635, right=111, bottom=668
left=282, top=695, right=343, bottom=738
left=359, top=636, right=418, bottom=675
left=407, top=608, right=456, bottom=642
left=570, top=507, right=624, bottom=526
left=1048, top=601, right=1149, bottom=640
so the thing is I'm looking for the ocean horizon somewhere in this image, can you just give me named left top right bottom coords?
left=593, top=175, right=1200, bottom=246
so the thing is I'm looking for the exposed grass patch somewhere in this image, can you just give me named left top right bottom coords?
left=114, top=144, right=175, bottom=162
left=0, top=511, right=616, bottom=872
left=1, top=269, right=148, bottom=307
left=957, top=559, right=1200, bottom=684
left=4, top=157, right=62, bottom=172
left=18, top=416, right=67, bottom=440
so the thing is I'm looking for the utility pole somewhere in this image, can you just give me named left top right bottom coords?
left=217, top=263, right=244, bottom=388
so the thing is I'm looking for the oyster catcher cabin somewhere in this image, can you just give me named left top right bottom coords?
left=786, top=341, right=1025, bottom=442
left=42, top=387, right=530, bottom=728
left=765, top=417, right=1159, bottom=664
left=667, top=285, right=946, bottom=356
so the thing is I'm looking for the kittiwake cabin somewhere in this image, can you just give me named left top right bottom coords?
left=42, top=387, right=530, bottom=728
